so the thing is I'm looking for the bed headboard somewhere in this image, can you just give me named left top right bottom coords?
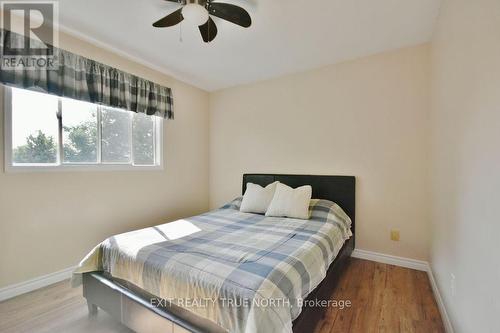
left=242, top=174, right=356, bottom=238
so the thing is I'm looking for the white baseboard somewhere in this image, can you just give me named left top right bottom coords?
left=0, top=266, right=76, bottom=302
left=426, top=265, right=454, bottom=333
left=352, top=248, right=429, bottom=271
left=352, top=248, right=454, bottom=333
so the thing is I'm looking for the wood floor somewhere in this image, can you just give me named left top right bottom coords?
left=313, top=259, right=445, bottom=333
left=0, top=258, right=445, bottom=333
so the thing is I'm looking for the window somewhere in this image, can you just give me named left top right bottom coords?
left=4, top=87, right=163, bottom=171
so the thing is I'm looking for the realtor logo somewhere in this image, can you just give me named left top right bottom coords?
left=1, top=1, right=58, bottom=69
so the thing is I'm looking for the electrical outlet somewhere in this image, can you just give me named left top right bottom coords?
left=451, top=273, right=456, bottom=297
left=390, top=229, right=400, bottom=241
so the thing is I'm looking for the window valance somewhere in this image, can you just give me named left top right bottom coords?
left=0, top=30, right=173, bottom=119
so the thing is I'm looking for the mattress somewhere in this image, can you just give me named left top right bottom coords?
left=73, top=199, right=351, bottom=333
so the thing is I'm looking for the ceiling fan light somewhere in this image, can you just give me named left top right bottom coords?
left=182, top=4, right=209, bottom=26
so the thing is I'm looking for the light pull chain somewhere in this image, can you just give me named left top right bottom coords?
left=207, top=1, right=211, bottom=43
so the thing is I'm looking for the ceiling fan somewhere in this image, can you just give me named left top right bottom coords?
left=153, top=0, right=252, bottom=43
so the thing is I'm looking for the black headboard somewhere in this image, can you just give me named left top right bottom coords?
left=243, top=174, right=356, bottom=238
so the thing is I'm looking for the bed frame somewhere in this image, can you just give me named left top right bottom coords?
left=82, top=174, right=356, bottom=333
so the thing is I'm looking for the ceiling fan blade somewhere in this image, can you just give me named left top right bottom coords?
left=164, top=0, right=185, bottom=3
left=153, top=8, right=184, bottom=27
left=208, top=2, right=251, bottom=28
left=199, top=17, right=218, bottom=43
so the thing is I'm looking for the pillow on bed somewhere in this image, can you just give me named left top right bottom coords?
left=265, top=183, right=312, bottom=219
left=309, top=199, right=352, bottom=235
left=240, top=181, right=279, bottom=214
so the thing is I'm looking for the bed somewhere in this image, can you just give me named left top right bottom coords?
left=74, top=174, right=356, bottom=333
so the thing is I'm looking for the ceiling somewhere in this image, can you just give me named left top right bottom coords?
left=58, top=0, right=442, bottom=91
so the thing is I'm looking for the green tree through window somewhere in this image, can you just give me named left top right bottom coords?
left=13, top=131, right=57, bottom=163
left=133, top=113, right=155, bottom=165
left=101, top=108, right=131, bottom=163
left=63, top=120, right=98, bottom=163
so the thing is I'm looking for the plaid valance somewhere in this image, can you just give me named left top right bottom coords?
left=0, top=30, right=173, bottom=119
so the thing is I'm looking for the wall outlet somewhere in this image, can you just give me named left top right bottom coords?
left=390, top=229, right=400, bottom=241
left=450, top=273, right=456, bottom=297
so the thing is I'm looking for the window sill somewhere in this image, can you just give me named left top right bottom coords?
left=4, top=164, right=164, bottom=173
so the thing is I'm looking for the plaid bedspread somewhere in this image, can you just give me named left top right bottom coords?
left=73, top=200, right=351, bottom=333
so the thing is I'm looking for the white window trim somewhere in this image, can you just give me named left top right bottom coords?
left=3, top=86, right=164, bottom=173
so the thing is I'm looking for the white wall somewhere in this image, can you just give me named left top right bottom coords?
left=0, top=31, right=210, bottom=288
left=430, top=0, right=500, bottom=331
left=209, top=44, right=431, bottom=261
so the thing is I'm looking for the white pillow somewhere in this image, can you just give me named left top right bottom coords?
left=265, top=183, right=313, bottom=219
left=240, top=182, right=279, bottom=214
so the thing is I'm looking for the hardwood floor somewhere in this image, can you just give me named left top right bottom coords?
left=313, top=259, right=445, bottom=333
left=0, top=258, right=444, bottom=333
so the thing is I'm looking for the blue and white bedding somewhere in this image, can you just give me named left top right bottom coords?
left=73, top=198, right=352, bottom=333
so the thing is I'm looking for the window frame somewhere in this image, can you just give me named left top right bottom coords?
left=3, top=86, right=164, bottom=173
